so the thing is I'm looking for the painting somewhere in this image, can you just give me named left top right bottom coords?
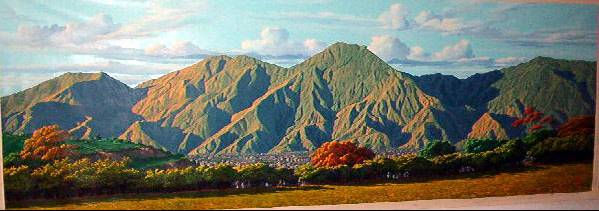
left=1, top=0, right=596, bottom=209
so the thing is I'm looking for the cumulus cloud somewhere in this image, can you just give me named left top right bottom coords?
left=367, top=35, right=410, bottom=61
left=241, top=27, right=326, bottom=57
left=414, top=11, right=466, bottom=34
left=378, top=4, right=410, bottom=30
left=0, top=12, right=214, bottom=64
left=407, top=46, right=430, bottom=61
left=2, top=13, right=120, bottom=48
left=432, top=39, right=474, bottom=61
left=144, top=41, right=211, bottom=58
left=370, top=36, right=529, bottom=68
left=368, top=36, right=475, bottom=63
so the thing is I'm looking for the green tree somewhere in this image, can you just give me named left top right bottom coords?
left=418, top=140, right=456, bottom=159
left=463, top=138, right=502, bottom=153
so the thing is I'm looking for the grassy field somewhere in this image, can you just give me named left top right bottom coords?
left=3, top=135, right=185, bottom=169
left=7, top=162, right=592, bottom=210
left=65, top=139, right=143, bottom=155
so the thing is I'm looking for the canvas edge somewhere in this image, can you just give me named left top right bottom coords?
left=0, top=96, right=5, bottom=209
left=593, top=14, right=599, bottom=191
left=0, top=8, right=596, bottom=207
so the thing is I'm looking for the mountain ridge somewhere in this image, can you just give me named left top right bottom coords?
left=1, top=43, right=595, bottom=156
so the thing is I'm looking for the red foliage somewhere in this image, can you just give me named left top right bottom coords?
left=540, top=116, right=554, bottom=124
left=511, top=119, right=524, bottom=127
left=556, top=115, right=594, bottom=138
left=512, top=106, right=554, bottom=132
left=530, top=124, right=543, bottom=131
left=310, top=141, right=375, bottom=168
left=20, top=125, right=77, bottom=161
left=524, top=107, right=535, bottom=115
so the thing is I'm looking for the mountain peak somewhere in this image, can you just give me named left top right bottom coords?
left=299, top=42, right=380, bottom=67
left=324, top=42, right=368, bottom=55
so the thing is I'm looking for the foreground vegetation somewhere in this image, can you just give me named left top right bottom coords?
left=3, top=113, right=594, bottom=206
left=7, top=162, right=592, bottom=210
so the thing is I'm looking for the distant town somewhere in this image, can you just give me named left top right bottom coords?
left=192, top=149, right=416, bottom=168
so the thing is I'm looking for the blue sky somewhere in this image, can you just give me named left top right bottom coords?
left=0, top=0, right=596, bottom=95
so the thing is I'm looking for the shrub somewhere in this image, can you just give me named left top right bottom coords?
left=556, top=115, right=594, bottom=138
left=462, top=138, right=502, bottom=153
left=202, top=164, right=237, bottom=188
left=528, top=134, right=594, bottom=162
left=522, top=129, right=556, bottom=148
left=3, top=165, right=33, bottom=200
left=418, top=140, right=456, bottom=159
left=236, top=163, right=279, bottom=185
left=310, top=140, right=375, bottom=167
left=397, top=156, right=438, bottom=177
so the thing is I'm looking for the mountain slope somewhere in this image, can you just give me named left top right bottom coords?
left=1, top=72, right=143, bottom=139
left=1, top=44, right=595, bottom=156
left=189, top=43, right=446, bottom=155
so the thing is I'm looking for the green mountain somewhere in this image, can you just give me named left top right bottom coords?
left=1, top=72, right=143, bottom=139
left=1, top=43, right=595, bottom=156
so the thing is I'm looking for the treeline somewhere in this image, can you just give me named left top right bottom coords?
left=4, top=115, right=594, bottom=201
left=4, top=159, right=298, bottom=200
left=296, top=126, right=594, bottom=184
left=5, top=128, right=592, bottom=200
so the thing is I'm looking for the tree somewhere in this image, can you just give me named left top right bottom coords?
left=20, top=125, right=77, bottom=161
left=512, top=106, right=554, bottom=132
left=556, top=115, right=594, bottom=138
left=418, top=140, right=455, bottom=159
left=462, top=138, right=502, bottom=153
left=310, top=141, right=375, bottom=168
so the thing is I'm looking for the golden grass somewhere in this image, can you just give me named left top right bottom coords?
left=8, top=163, right=592, bottom=210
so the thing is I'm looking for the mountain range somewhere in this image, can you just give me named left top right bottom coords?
left=1, top=42, right=596, bottom=157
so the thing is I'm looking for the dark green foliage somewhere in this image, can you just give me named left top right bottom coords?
left=2, top=132, right=27, bottom=155
left=236, top=163, right=279, bottom=185
left=418, top=140, right=456, bottom=159
left=528, top=134, right=594, bottom=162
left=462, top=138, right=502, bottom=153
left=397, top=156, right=438, bottom=176
left=522, top=129, right=556, bottom=148
left=431, top=139, right=526, bottom=173
left=202, top=164, right=237, bottom=188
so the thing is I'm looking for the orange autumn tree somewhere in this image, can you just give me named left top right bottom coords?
left=20, top=125, right=77, bottom=161
left=310, top=140, right=375, bottom=168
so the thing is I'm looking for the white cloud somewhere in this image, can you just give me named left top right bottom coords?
left=105, top=0, right=208, bottom=39
left=432, top=39, right=475, bottom=61
left=367, top=35, right=410, bottom=61
left=303, top=39, right=328, bottom=55
left=258, top=11, right=375, bottom=28
left=378, top=4, right=410, bottom=30
left=378, top=37, right=530, bottom=68
left=145, top=41, right=211, bottom=58
left=4, top=13, right=120, bottom=48
left=414, top=11, right=466, bottom=34
left=0, top=12, right=214, bottom=64
left=494, top=56, right=529, bottom=66
left=241, top=27, right=326, bottom=57
left=407, top=46, right=430, bottom=61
